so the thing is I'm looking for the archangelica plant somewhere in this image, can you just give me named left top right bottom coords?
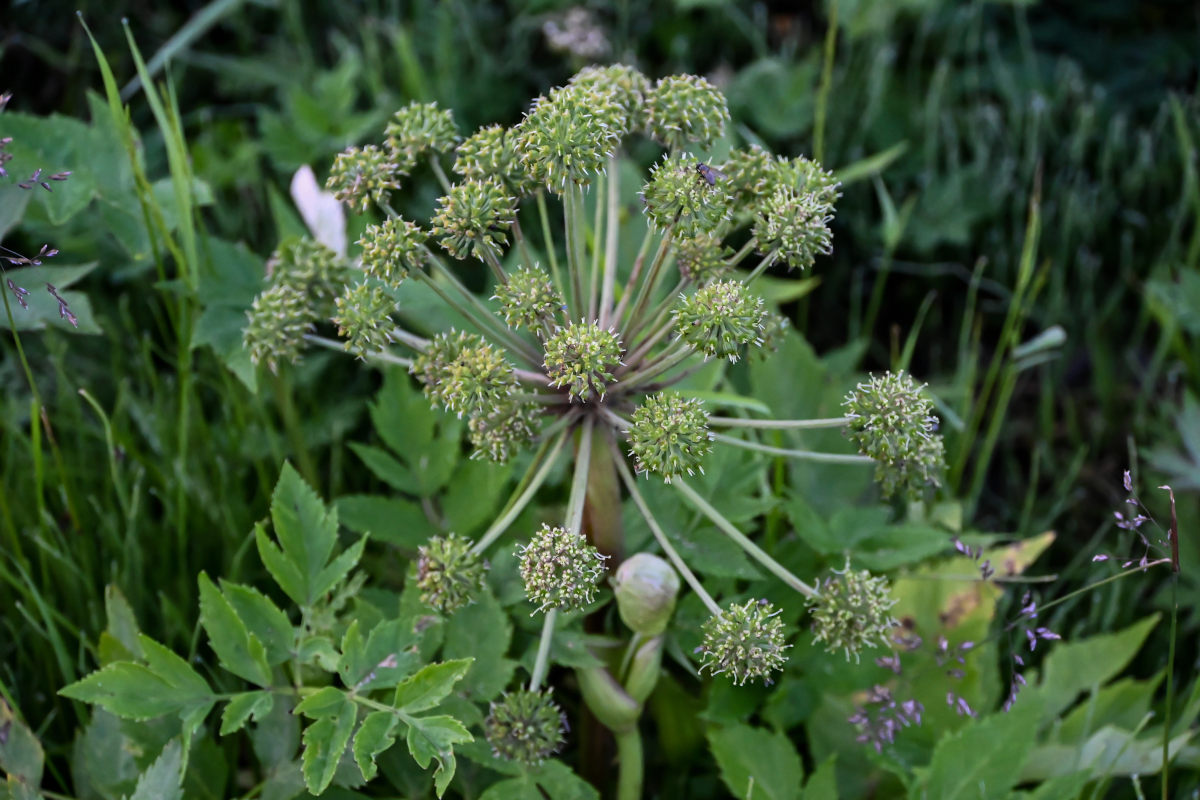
left=242, top=65, right=946, bottom=796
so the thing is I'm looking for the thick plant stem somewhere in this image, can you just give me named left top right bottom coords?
left=599, top=154, right=621, bottom=327
left=583, top=425, right=626, bottom=563
left=615, top=728, right=644, bottom=800
left=529, top=609, right=557, bottom=690
left=674, top=478, right=819, bottom=600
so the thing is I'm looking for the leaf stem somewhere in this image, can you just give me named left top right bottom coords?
left=564, top=416, right=595, bottom=535
left=708, top=416, right=849, bottom=430
left=529, top=608, right=557, bottom=690
left=536, top=191, right=566, bottom=312
left=599, top=154, right=621, bottom=328
left=710, top=432, right=873, bottom=464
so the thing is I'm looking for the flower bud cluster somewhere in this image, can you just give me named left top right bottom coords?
left=699, top=599, right=791, bottom=685
left=514, top=83, right=625, bottom=192
left=493, top=266, right=563, bottom=331
left=453, top=124, right=539, bottom=197
left=485, top=689, right=567, bottom=765
left=754, top=186, right=834, bottom=271
left=518, top=524, right=608, bottom=613
left=358, top=217, right=428, bottom=288
left=675, top=232, right=733, bottom=285
left=416, top=532, right=488, bottom=613
left=568, top=64, right=651, bottom=131
left=326, top=145, right=402, bottom=214
left=644, top=74, right=730, bottom=152
left=411, top=330, right=517, bottom=418
left=332, top=283, right=395, bottom=357
left=431, top=177, right=517, bottom=262
left=384, top=101, right=459, bottom=171
left=543, top=321, right=623, bottom=402
left=842, top=371, right=946, bottom=499
left=673, top=279, right=766, bottom=362
left=266, top=237, right=349, bottom=305
left=244, top=283, right=315, bottom=372
left=468, top=400, right=539, bottom=464
left=809, top=568, right=898, bottom=660
left=720, top=144, right=778, bottom=213
left=642, top=153, right=732, bottom=239
left=627, top=392, right=713, bottom=482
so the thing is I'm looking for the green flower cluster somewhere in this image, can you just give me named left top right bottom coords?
left=484, top=689, right=567, bottom=765
left=332, top=283, right=395, bottom=357
left=673, top=279, right=767, bottom=362
left=699, top=599, right=791, bottom=686
left=431, top=177, right=517, bottom=262
left=627, top=392, right=713, bottom=481
left=809, top=567, right=898, bottom=660
left=518, top=524, right=608, bottom=613
left=411, top=330, right=518, bottom=419
left=415, top=532, right=488, bottom=613
left=358, top=217, right=428, bottom=288
left=493, top=266, right=563, bottom=332
left=543, top=321, right=623, bottom=402
left=843, top=371, right=946, bottom=499
left=326, top=145, right=402, bottom=214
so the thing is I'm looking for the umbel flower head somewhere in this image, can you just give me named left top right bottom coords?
left=431, top=177, right=517, bottom=262
left=266, top=237, right=348, bottom=305
left=518, top=524, right=608, bottom=613
left=809, top=567, right=897, bottom=660
left=627, top=392, right=713, bottom=481
left=468, top=399, right=539, bottom=464
left=514, top=83, right=624, bottom=192
left=698, top=599, right=791, bottom=685
left=333, top=283, right=395, bottom=357
left=485, top=688, right=567, bottom=765
left=642, top=153, right=732, bottom=239
left=412, top=330, right=517, bottom=417
left=568, top=63, right=651, bottom=131
left=358, top=217, right=428, bottom=288
left=453, top=124, right=539, bottom=197
left=493, top=266, right=563, bottom=331
left=721, top=144, right=778, bottom=213
left=643, top=73, right=730, bottom=151
left=673, top=279, right=767, bottom=362
left=416, top=532, right=488, bottom=613
left=675, top=233, right=732, bottom=285
left=326, top=145, right=402, bottom=214
left=384, top=101, right=459, bottom=170
left=775, top=155, right=841, bottom=211
left=842, top=370, right=946, bottom=499
left=754, top=186, right=834, bottom=271
left=543, top=321, right=623, bottom=402
left=244, top=283, right=315, bottom=373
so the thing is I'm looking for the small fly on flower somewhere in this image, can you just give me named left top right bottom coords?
left=695, top=162, right=726, bottom=186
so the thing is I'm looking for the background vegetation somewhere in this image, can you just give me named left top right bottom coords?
left=1, top=0, right=1197, bottom=797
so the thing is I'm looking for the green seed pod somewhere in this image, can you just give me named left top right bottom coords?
left=468, top=399, right=539, bottom=463
left=384, top=101, right=459, bottom=168
left=673, top=279, right=767, bottom=362
left=431, top=177, right=518, bottom=263
left=415, top=532, right=488, bottom=614
left=358, top=217, right=428, bottom=288
left=568, top=63, right=651, bottom=131
left=267, top=237, right=349, bottom=306
left=775, top=154, right=841, bottom=211
left=627, top=392, right=713, bottom=482
left=613, top=553, right=680, bottom=636
left=485, top=688, right=567, bottom=765
left=453, top=124, right=540, bottom=197
left=513, top=83, right=623, bottom=193
left=326, top=145, right=402, bottom=214
left=244, top=283, right=315, bottom=373
left=643, top=74, right=730, bottom=152
left=493, top=266, right=563, bottom=331
left=753, top=185, right=834, bottom=271
left=721, top=144, right=778, bottom=214
left=411, top=330, right=517, bottom=417
left=642, top=153, right=732, bottom=239
left=842, top=370, right=946, bottom=499
left=698, top=598, right=791, bottom=686
left=808, top=567, right=898, bottom=661
left=332, top=282, right=395, bottom=358
left=542, top=321, right=623, bottom=402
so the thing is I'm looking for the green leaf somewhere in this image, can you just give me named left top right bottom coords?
left=707, top=723, right=803, bottom=800
left=336, top=495, right=431, bottom=548
left=269, top=462, right=340, bottom=605
left=220, top=581, right=294, bottom=666
left=255, top=522, right=306, bottom=608
left=295, top=687, right=349, bottom=720
left=919, top=697, right=1041, bottom=799
left=61, top=641, right=214, bottom=723
left=442, top=589, right=514, bottom=702
left=349, top=443, right=420, bottom=494
left=1031, top=614, right=1159, bottom=723
left=298, top=635, right=341, bottom=671
left=442, top=460, right=513, bottom=534
left=405, top=715, right=472, bottom=798
left=300, top=699, right=357, bottom=795
left=338, top=618, right=423, bottom=692
left=220, top=691, right=274, bottom=737
left=0, top=700, right=44, bottom=786
left=801, top=755, right=837, bottom=800
left=393, top=659, right=473, bottom=714
left=198, top=574, right=272, bottom=687
left=352, top=711, right=398, bottom=781
left=312, top=535, right=367, bottom=600
left=128, top=739, right=183, bottom=800
left=479, top=777, right=543, bottom=800
left=104, top=585, right=144, bottom=660
left=532, top=759, right=602, bottom=799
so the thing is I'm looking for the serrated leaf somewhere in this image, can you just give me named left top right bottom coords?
left=300, top=699, right=356, bottom=795
left=220, top=691, right=275, bottom=736
left=221, top=581, right=294, bottom=665
left=919, top=697, right=1040, bottom=799
left=338, top=618, right=422, bottom=692
left=336, top=495, right=431, bottom=548
left=352, top=711, right=398, bottom=781
left=312, top=535, right=366, bottom=600
left=198, top=574, right=272, bottom=687
left=298, top=635, right=341, bottom=672
left=532, top=759, right=602, bottom=800
left=104, top=585, right=144, bottom=661
left=295, top=687, right=348, bottom=720
left=707, top=723, right=803, bottom=800
left=61, top=646, right=214, bottom=723
left=405, top=715, right=472, bottom=798
left=270, top=463, right=340, bottom=606
left=350, top=443, right=420, bottom=494
left=393, top=660, right=473, bottom=714
left=128, top=738, right=183, bottom=800
left=255, top=522, right=306, bottom=608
